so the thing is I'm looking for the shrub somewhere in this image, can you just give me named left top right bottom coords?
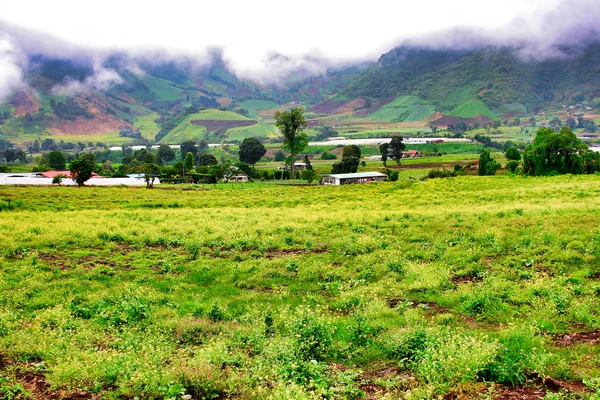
left=320, top=152, right=337, bottom=160
left=289, top=307, right=332, bottom=361
left=506, top=160, right=520, bottom=173
left=483, top=327, right=545, bottom=385
left=416, top=332, right=497, bottom=392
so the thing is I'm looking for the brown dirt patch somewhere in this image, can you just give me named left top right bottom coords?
left=332, top=99, right=366, bottom=114
left=0, top=355, right=97, bottom=400
left=309, top=99, right=347, bottom=114
left=492, top=385, right=546, bottom=399
left=553, top=330, right=600, bottom=346
left=10, top=90, right=40, bottom=116
left=118, top=93, right=137, bottom=103
left=430, top=114, right=493, bottom=128
left=48, top=112, right=126, bottom=136
left=189, top=119, right=257, bottom=132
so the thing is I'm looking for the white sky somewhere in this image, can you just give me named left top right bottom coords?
left=0, top=0, right=584, bottom=82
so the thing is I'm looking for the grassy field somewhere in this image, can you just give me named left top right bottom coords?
left=448, top=100, right=498, bottom=120
left=368, top=96, right=435, bottom=123
left=1, top=176, right=600, bottom=399
left=239, top=100, right=281, bottom=119
left=133, top=113, right=161, bottom=140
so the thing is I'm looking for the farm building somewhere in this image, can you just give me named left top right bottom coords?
left=37, top=170, right=103, bottom=179
left=321, top=172, right=387, bottom=186
left=223, top=167, right=249, bottom=183
left=401, top=150, right=421, bottom=158
left=278, top=162, right=307, bottom=171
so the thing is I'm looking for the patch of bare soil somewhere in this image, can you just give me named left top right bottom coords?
left=430, top=114, right=492, bottom=128
left=553, top=330, right=600, bottom=346
left=189, top=119, right=257, bottom=132
left=308, top=99, right=347, bottom=114
left=10, top=89, right=40, bottom=116
left=332, top=99, right=366, bottom=114
left=0, top=355, right=97, bottom=400
left=492, top=385, right=546, bottom=400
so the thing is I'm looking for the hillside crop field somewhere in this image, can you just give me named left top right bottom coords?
left=1, top=176, right=600, bottom=399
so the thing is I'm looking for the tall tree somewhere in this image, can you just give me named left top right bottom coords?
left=239, top=137, right=266, bottom=165
left=342, top=145, right=361, bottom=159
left=48, top=150, right=67, bottom=170
left=522, top=127, right=588, bottom=176
left=274, top=108, right=308, bottom=178
left=180, top=141, right=198, bottom=160
left=379, top=143, right=389, bottom=166
left=158, top=144, right=175, bottom=165
left=478, top=149, right=500, bottom=176
left=389, top=137, right=406, bottom=165
left=70, top=153, right=96, bottom=186
left=183, top=152, right=195, bottom=174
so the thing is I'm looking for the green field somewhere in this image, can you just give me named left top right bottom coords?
left=1, top=176, right=599, bottom=399
left=143, top=76, right=187, bottom=102
left=159, top=121, right=207, bottom=144
left=190, top=109, right=253, bottom=121
left=226, top=123, right=278, bottom=142
left=368, top=96, right=435, bottom=122
left=448, top=100, right=498, bottom=119
left=239, top=100, right=281, bottom=119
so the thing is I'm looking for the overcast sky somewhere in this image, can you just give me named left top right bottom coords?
left=0, top=0, right=598, bottom=94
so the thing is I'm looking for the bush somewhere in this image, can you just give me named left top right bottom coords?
left=427, top=169, right=456, bottom=179
left=289, top=307, right=332, bottom=361
left=320, top=152, right=337, bottom=160
left=388, top=170, right=399, bottom=181
left=506, top=160, right=520, bottom=173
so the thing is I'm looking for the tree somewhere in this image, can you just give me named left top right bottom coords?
left=274, top=108, right=308, bottom=178
left=577, top=116, right=585, bottom=129
left=303, top=155, right=313, bottom=171
left=274, top=150, right=286, bottom=162
left=522, top=127, right=588, bottom=176
left=331, top=157, right=359, bottom=174
left=379, top=143, right=389, bottom=166
left=315, top=125, right=338, bottom=140
left=342, top=145, right=361, bottom=160
left=389, top=137, right=406, bottom=165
left=583, top=120, right=596, bottom=133
left=566, top=117, right=577, bottom=130
left=197, top=153, right=218, bottom=166
left=48, top=150, right=67, bottom=170
left=70, top=153, right=96, bottom=186
left=529, top=117, right=536, bottom=127
left=158, top=144, right=175, bottom=165
left=478, top=149, right=500, bottom=176
left=183, top=152, right=195, bottom=174
left=505, top=147, right=521, bottom=161
left=239, top=137, right=267, bottom=165
left=142, top=163, right=161, bottom=188
left=180, top=141, right=198, bottom=160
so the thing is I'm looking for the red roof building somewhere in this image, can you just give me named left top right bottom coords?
left=38, top=171, right=103, bottom=179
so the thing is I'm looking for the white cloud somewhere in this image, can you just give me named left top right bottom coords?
left=0, top=34, right=26, bottom=101
left=52, top=58, right=123, bottom=95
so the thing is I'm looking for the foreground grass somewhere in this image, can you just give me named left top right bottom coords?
left=1, top=175, right=600, bottom=399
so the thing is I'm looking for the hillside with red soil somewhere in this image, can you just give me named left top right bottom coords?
left=10, top=90, right=40, bottom=116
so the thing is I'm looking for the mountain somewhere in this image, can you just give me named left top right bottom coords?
left=338, top=43, right=600, bottom=114
left=2, top=41, right=600, bottom=147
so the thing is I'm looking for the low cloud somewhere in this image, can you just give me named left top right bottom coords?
left=52, top=58, right=123, bottom=95
left=0, top=34, right=27, bottom=101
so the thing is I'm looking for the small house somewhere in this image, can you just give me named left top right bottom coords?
left=223, top=167, right=249, bottom=183
left=320, top=172, right=387, bottom=186
left=278, top=162, right=307, bottom=171
left=401, top=150, right=421, bottom=158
